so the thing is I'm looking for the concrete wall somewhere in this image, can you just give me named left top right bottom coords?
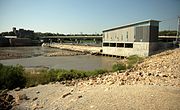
left=102, top=42, right=149, bottom=57
left=10, top=38, right=32, bottom=46
left=103, top=42, right=174, bottom=57
left=149, top=42, right=174, bottom=55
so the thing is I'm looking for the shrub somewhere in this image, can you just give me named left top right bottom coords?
left=87, top=69, right=107, bottom=77
left=54, top=69, right=107, bottom=81
left=0, top=64, right=26, bottom=90
left=0, top=63, right=108, bottom=89
left=24, top=72, right=49, bottom=87
left=127, top=55, right=143, bottom=68
left=112, top=63, right=126, bottom=72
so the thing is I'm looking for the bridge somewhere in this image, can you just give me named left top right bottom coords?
left=40, top=35, right=102, bottom=45
left=40, top=35, right=179, bottom=46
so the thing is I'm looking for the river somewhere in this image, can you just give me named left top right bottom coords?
left=0, top=46, right=118, bottom=70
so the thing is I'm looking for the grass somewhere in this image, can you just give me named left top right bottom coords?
left=127, top=55, right=143, bottom=68
left=25, top=69, right=108, bottom=87
left=112, top=63, right=126, bottom=72
left=112, top=55, right=143, bottom=72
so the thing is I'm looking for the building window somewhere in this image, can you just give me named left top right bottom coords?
left=117, top=37, right=119, bottom=41
left=121, top=35, right=123, bottom=41
left=117, top=43, right=124, bottom=47
left=125, top=43, right=133, bottom=48
left=103, top=43, right=109, bottom=46
left=126, top=32, right=128, bottom=41
left=110, top=43, right=116, bottom=47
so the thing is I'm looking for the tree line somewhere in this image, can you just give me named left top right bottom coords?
left=0, top=31, right=102, bottom=40
left=159, top=30, right=178, bottom=36
left=0, top=30, right=179, bottom=40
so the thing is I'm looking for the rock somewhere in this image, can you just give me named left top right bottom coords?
left=162, top=74, right=168, bottom=77
left=124, top=72, right=129, bottom=76
left=36, top=91, right=40, bottom=94
left=88, top=79, right=94, bottom=85
left=62, top=92, right=72, bottom=98
left=14, top=87, right=20, bottom=91
left=107, top=81, right=114, bottom=85
left=0, top=93, right=15, bottom=110
left=33, top=97, right=38, bottom=101
left=32, top=103, right=43, bottom=110
left=148, top=73, right=152, bottom=76
left=5, top=94, right=14, bottom=102
left=71, top=88, right=74, bottom=92
left=119, top=81, right=125, bottom=85
left=155, top=74, right=159, bottom=77
left=18, top=93, right=28, bottom=100
left=0, top=89, right=8, bottom=95
left=78, top=95, right=83, bottom=98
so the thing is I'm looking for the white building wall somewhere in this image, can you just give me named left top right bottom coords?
left=103, top=27, right=135, bottom=42
left=102, top=42, right=150, bottom=57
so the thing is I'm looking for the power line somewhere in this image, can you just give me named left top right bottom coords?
left=160, top=17, right=177, bottom=22
left=159, top=16, right=179, bottom=31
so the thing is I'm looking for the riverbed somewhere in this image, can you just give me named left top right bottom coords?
left=0, top=46, right=118, bottom=70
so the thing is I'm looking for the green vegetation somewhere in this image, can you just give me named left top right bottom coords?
left=127, top=55, right=143, bottom=68
left=25, top=69, right=107, bottom=87
left=0, top=63, right=107, bottom=89
left=0, top=31, right=102, bottom=40
left=112, top=55, right=143, bottom=72
left=112, top=63, right=126, bottom=72
left=0, top=64, right=26, bottom=90
left=159, top=30, right=178, bottom=36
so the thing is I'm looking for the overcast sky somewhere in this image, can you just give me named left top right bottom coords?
left=0, top=0, right=180, bottom=34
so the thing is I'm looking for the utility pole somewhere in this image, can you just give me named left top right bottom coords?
left=176, top=16, right=180, bottom=42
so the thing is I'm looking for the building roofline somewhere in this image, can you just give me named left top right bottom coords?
left=103, top=19, right=161, bottom=32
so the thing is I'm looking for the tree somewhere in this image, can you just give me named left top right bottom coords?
left=159, top=30, right=177, bottom=36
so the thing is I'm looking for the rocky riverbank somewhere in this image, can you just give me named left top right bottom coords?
left=42, top=43, right=102, bottom=54
left=6, top=48, right=180, bottom=110
left=44, top=50, right=86, bottom=57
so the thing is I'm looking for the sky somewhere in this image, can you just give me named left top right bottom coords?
left=0, top=0, right=180, bottom=34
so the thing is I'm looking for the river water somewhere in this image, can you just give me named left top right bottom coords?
left=0, top=47, right=118, bottom=70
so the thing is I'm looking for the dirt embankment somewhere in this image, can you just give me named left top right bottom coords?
left=8, top=48, right=180, bottom=110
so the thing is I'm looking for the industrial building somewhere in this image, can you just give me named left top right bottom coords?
left=102, top=19, right=165, bottom=57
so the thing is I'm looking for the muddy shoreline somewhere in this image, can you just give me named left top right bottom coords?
left=0, top=46, right=90, bottom=60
